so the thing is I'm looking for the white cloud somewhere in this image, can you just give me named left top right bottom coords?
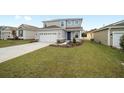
left=15, top=15, right=22, bottom=20
left=15, top=15, right=32, bottom=21
left=24, top=16, right=32, bottom=21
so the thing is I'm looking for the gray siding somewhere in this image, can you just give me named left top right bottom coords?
left=94, top=29, right=108, bottom=45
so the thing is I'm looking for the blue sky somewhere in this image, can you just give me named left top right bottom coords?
left=0, top=15, right=124, bottom=30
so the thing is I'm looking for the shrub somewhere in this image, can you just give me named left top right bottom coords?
left=98, top=41, right=101, bottom=44
left=120, top=34, right=124, bottom=50
left=12, top=30, right=16, bottom=38
left=90, top=39, right=94, bottom=41
left=75, top=34, right=78, bottom=38
left=14, top=36, right=19, bottom=40
left=73, top=38, right=76, bottom=43
left=57, top=40, right=61, bottom=43
left=82, top=33, right=87, bottom=37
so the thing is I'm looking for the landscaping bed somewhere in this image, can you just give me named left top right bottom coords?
left=50, top=40, right=83, bottom=48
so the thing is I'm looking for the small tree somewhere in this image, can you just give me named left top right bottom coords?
left=120, top=34, right=124, bottom=50
left=82, top=33, right=87, bottom=37
left=73, top=38, right=76, bottom=43
left=12, top=30, right=16, bottom=39
left=75, top=34, right=78, bottom=38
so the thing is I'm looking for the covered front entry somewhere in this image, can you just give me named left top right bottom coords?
left=66, top=31, right=82, bottom=41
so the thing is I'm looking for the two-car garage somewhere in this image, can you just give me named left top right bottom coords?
left=39, top=32, right=58, bottom=42
left=38, top=28, right=65, bottom=43
left=38, top=28, right=60, bottom=42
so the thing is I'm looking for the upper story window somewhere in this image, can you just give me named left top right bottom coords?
left=75, top=20, right=79, bottom=24
left=68, top=20, right=77, bottom=25
left=61, top=22, right=64, bottom=26
left=68, top=21, right=71, bottom=24
left=72, top=20, right=75, bottom=24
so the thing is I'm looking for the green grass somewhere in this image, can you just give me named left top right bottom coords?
left=0, top=40, right=32, bottom=48
left=0, top=41, right=124, bottom=78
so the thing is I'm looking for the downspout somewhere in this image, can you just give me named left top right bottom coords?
left=80, top=30, right=82, bottom=39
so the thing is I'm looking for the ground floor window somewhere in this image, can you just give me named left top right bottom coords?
left=18, top=30, right=23, bottom=37
left=75, top=33, right=79, bottom=38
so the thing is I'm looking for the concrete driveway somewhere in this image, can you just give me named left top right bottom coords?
left=0, top=42, right=51, bottom=63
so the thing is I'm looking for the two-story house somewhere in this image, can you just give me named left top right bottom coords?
left=37, top=18, right=83, bottom=42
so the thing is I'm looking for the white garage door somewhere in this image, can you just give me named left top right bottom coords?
left=113, top=32, right=124, bottom=48
left=39, top=33, right=58, bottom=42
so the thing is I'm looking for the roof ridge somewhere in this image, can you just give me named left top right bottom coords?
left=98, top=19, right=124, bottom=30
left=43, top=18, right=83, bottom=22
left=20, top=24, right=40, bottom=28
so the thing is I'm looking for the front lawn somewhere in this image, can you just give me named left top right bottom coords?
left=0, top=41, right=124, bottom=77
left=0, top=40, right=32, bottom=48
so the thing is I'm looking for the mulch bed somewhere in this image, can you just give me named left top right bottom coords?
left=50, top=41, right=84, bottom=48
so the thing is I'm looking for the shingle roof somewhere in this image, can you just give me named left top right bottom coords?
left=0, top=26, right=17, bottom=31
left=43, top=18, right=83, bottom=22
left=65, top=27, right=83, bottom=31
left=18, top=24, right=40, bottom=31
left=99, top=20, right=124, bottom=30
left=44, top=25, right=60, bottom=28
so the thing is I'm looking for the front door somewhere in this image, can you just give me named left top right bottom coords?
left=67, top=32, right=71, bottom=40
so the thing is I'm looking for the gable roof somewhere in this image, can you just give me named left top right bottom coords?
left=18, top=24, right=40, bottom=31
left=0, top=26, right=17, bottom=31
left=104, top=20, right=124, bottom=27
left=98, top=20, right=124, bottom=31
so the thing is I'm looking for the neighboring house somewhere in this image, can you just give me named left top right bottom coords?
left=93, top=20, right=124, bottom=48
left=84, top=29, right=97, bottom=40
left=17, top=24, right=40, bottom=40
left=0, top=26, right=17, bottom=40
left=0, top=26, right=2, bottom=39
left=0, top=31, right=1, bottom=39
left=37, top=18, right=83, bottom=42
